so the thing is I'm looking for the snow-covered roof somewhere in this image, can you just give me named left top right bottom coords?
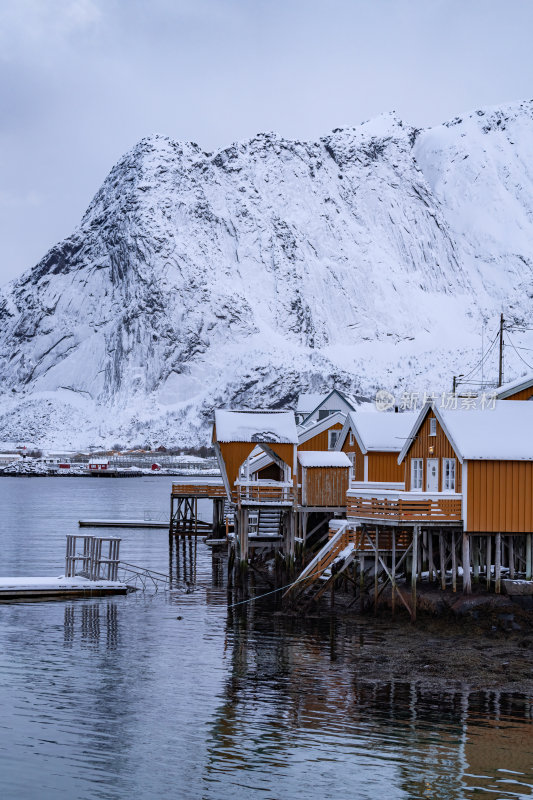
left=338, top=410, right=418, bottom=453
left=298, top=451, right=352, bottom=468
left=248, top=412, right=346, bottom=473
left=399, top=401, right=533, bottom=462
left=495, top=372, right=533, bottom=400
left=88, top=458, right=110, bottom=465
left=214, top=410, right=298, bottom=444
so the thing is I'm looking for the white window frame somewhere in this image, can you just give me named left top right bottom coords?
left=429, top=417, right=437, bottom=437
left=411, top=458, right=423, bottom=491
left=349, top=431, right=354, bottom=446
left=347, top=452, right=355, bottom=480
left=443, top=458, right=456, bottom=492
left=328, top=429, right=339, bottom=450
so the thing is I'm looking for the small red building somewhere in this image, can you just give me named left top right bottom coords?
left=88, top=458, right=110, bottom=471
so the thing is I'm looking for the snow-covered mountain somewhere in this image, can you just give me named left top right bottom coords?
left=1, top=100, right=533, bottom=448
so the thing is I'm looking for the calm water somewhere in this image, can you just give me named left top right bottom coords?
left=0, top=477, right=532, bottom=799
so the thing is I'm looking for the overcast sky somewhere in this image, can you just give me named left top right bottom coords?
left=1, top=0, right=532, bottom=286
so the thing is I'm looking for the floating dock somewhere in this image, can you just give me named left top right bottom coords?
left=0, top=576, right=129, bottom=601
left=79, top=519, right=168, bottom=529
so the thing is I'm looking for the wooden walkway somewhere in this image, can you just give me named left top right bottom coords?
left=79, top=519, right=168, bottom=529
left=172, top=480, right=226, bottom=499
left=0, top=576, right=129, bottom=601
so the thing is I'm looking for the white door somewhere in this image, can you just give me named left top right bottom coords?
left=426, top=459, right=439, bottom=492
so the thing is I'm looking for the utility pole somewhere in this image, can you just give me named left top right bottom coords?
left=498, top=313, right=504, bottom=387
left=452, top=374, right=464, bottom=394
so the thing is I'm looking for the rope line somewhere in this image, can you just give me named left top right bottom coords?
left=227, top=563, right=342, bottom=609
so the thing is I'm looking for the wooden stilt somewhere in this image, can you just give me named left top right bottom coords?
left=428, top=533, right=434, bottom=582
left=451, top=531, right=457, bottom=593
left=439, top=531, right=446, bottom=590
left=486, top=535, right=492, bottom=589
left=391, top=530, right=396, bottom=616
left=374, top=528, right=379, bottom=614
left=462, top=532, right=471, bottom=594
left=473, top=536, right=480, bottom=584
left=411, top=526, right=418, bottom=621
left=495, top=532, right=501, bottom=594
left=509, top=536, right=515, bottom=579
left=527, top=534, right=532, bottom=581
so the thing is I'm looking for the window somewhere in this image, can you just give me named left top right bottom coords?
left=347, top=452, right=355, bottom=480
left=411, top=458, right=423, bottom=490
left=429, top=417, right=437, bottom=436
left=328, top=429, right=340, bottom=449
left=349, top=431, right=354, bottom=446
left=443, top=458, right=456, bottom=492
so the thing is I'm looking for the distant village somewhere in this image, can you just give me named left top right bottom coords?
left=0, top=444, right=219, bottom=477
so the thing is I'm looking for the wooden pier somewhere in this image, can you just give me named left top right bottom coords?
left=79, top=519, right=168, bottom=529
left=170, top=479, right=227, bottom=537
left=0, top=576, right=128, bottom=601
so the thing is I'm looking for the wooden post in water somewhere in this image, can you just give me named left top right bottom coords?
left=241, top=509, right=249, bottom=564
left=527, top=534, right=532, bottom=581
left=374, top=528, right=379, bottom=614
left=495, top=532, right=502, bottom=594
left=391, top=530, right=396, bottom=616
left=462, top=532, right=471, bottom=594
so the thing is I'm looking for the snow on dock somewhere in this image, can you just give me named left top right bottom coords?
left=79, top=519, right=168, bottom=529
left=0, top=576, right=129, bottom=601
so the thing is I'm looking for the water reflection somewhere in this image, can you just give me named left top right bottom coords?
left=63, top=602, right=119, bottom=650
left=205, top=606, right=533, bottom=799
left=169, top=534, right=198, bottom=587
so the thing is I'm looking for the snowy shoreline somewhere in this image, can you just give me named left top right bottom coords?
left=0, top=469, right=221, bottom=478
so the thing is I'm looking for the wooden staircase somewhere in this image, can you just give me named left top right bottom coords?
left=284, top=523, right=416, bottom=612
left=284, top=523, right=358, bottom=603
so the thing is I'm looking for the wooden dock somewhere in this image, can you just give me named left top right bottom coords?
left=79, top=519, right=168, bottom=529
left=171, top=479, right=226, bottom=498
left=170, top=479, right=227, bottom=537
left=0, top=576, right=129, bottom=601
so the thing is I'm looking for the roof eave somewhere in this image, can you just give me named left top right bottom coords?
left=397, top=403, right=464, bottom=465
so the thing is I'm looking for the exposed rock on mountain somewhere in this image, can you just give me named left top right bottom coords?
left=1, top=100, right=533, bottom=447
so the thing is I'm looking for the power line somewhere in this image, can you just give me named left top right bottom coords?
left=460, top=328, right=499, bottom=383
left=505, top=332, right=533, bottom=371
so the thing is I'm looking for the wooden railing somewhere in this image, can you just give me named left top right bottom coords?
left=233, top=480, right=294, bottom=505
left=333, top=528, right=411, bottom=551
left=172, top=482, right=226, bottom=498
left=347, top=494, right=462, bottom=522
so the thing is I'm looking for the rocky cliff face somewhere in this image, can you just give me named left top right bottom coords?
left=1, top=101, right=533, bottom=447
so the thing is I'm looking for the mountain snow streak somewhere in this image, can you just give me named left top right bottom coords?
left=1, top=101, right=533, bottom=447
